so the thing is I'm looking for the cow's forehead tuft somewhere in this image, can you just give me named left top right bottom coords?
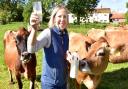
left=17, top=27, right=29, bottom=36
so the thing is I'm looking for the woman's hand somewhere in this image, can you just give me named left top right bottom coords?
left=30, top=12, right=40, bottom=30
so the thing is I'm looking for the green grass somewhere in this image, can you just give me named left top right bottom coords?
left=0, top=22, right=128, bottom=89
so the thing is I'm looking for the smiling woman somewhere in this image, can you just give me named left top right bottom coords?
left=28, top=4, right=70, bottom=89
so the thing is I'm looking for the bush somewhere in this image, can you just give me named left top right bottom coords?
left=125, top=12, right=128, bottom=24
left=22, top=1, right=33, bottom=23
left=0, top=10, right=7, bottom=25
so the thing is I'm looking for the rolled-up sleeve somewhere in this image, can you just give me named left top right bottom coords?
left=27, top=28, right=51, bottom=53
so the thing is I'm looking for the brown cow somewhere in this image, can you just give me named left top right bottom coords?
left=87, top=29, right=128, bottom=63
left=67, top=32, right=109, bottom=89
left=3, top=27, right=36, bottom=89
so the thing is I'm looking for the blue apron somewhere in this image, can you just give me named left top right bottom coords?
left=41, top=26, right=69, bottom=88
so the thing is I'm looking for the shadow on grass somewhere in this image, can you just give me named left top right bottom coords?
left=98, top=68, right=128, bottom=89
left=36, top=74, right=41, bottom=82
left=35, top=68, right=128, bottom=89
left=69, top=68, right=128, bottom=89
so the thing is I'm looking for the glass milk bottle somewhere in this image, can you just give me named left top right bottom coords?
left=70, top=52, right=79, bottom=78
left=33, top=1, right=42, bottom=22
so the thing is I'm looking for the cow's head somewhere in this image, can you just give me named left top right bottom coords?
left=84, top=37, right=110, bottom=75
left=15, top=27, right=32, bottom=63
left=67, top=37, right=110, bottom=75
left=69, top=32, right=95, bottom=60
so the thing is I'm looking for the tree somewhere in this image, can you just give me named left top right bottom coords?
left=23, top=0, right=65, bottom=23
left=66, top=0, right=99, bottom=24
left=126, top=2, right=128, bottom=8
left=0, top=0, right=25, bottom=23
left=0, top=10, right=7, bottom=24
left=125, top=2, right=128, bottom=23
left=42, top=0, right=64, bottom=22
left=22, top=0, right=33, bottom=23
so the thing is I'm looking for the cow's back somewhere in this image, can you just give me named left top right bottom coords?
left=105, top=30, right=128, bottom=48
left=87, top=29, right=128, bottom=48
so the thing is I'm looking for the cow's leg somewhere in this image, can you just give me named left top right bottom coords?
left=83, top=75, right=101, bottom=89
left=83, top=79, right=95, bottom=89
left=29, top=77, right=35, bottom=89
left=75, top=80, right=81, bottom=89
left=8, top=69, right=15, bottom=84
left=16, top=74, right=23, bottom=89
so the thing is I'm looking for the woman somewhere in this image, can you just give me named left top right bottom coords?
left=27, top=4, right=69, bottom=89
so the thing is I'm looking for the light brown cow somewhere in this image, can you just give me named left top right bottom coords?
left=3, top=27, right=36, bottom=89
left=67, top=32, right=110, bottom=89
left=87, top=29, right=128, bottom=63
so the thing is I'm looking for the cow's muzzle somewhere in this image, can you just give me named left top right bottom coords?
left=20, top=52, right=32, bottom=63
left=79, top=59, right=92, bottom=74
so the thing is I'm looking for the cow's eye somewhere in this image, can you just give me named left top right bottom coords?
left=15, top=35, right=22, bottom=44
left=96, top=48, right=105, bottom=56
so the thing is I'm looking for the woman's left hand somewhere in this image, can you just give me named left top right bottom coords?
left=30, top=12, right=40, bottom=30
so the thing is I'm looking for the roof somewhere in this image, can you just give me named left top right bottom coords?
left=94, top=8, right=111, bottom=13
left=111, top=12, right=125, bottom=19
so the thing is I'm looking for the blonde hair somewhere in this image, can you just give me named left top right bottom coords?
left=48, top=4, right=69, bottom=28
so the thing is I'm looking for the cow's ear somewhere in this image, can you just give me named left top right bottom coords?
left=85, top=41, right=91, bottom=52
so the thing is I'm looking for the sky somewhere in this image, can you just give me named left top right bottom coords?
left=97, top=0, right=128, bottom=13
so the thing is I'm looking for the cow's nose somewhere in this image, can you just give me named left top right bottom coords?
left=21, top=52, right=29, bottom=56
left=79, top=59, right=92, bottom=74
left=21, top=52, right=31, bottom=60
left=21, top=52, right=31, bottom=63
left=79, top=59, right=87, bottom=67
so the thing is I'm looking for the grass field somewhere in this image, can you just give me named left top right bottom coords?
left=0, top=22, right=128, bottom=89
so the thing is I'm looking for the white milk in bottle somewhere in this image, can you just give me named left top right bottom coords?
left=33, top=1, right=42, bottom=22
left=69, top=52, right=79, bottom=78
